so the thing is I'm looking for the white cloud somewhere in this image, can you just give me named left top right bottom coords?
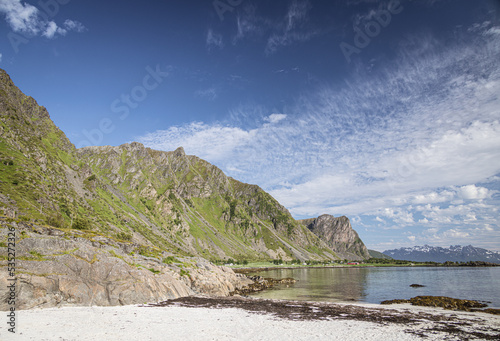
left=0, top=0, right=39, bottom=34
left=0, top=0, right=85, bottom=39
left=264, top=114, right=287, bottom=124
left=43, top=21, right=58, bottom=38
left=457, top=184, right=492, bottom=200
left=137, top=122, right=257, bottom=162
left=412, top=191, right=454, bottom=204
left=0, top=53, right=2, bottom=63
left=63, top=19, right=85, bottom=33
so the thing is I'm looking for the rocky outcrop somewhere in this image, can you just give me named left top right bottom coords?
left=0, top=218, right=252, bottom=310
left=380, top=296, right=494, bottom=313
left=299, top=215, right=370, bottom=260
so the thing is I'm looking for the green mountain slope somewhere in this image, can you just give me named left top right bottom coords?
left=0, top=68, right=337, bottom=262
left=368, top=249, right=393, bottom=260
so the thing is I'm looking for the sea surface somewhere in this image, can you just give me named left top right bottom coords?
left=246, top=266, right=500, bottom=308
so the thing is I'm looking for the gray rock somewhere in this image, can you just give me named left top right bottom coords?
left=300, top=215, right=370, bottom=260
left=0, top=220, right=252, bottom=310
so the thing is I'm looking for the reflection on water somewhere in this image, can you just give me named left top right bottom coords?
left=247, top=267, right=500, bottom=308
left=247, top=267, right=369, bottom=302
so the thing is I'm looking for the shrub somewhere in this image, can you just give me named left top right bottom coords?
left=72, top=217, right=90, bottom=230
left=46, top=213, right=65, bottom=228
left=116, top=232, right=132, bottom=241
left=163, top=256, right=179, bottom=264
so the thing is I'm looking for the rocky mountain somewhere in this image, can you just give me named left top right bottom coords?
left=299, top=215, right=370, bottom=260
left=383, top=245, right=500, bottom=264
left=0, top=68, right=337, bottom=263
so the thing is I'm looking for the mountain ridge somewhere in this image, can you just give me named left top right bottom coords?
left=383, top=245, right=500, bottom=263
left=0, top=67, right=362, bottom=262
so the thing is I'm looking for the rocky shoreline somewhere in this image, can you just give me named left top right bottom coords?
left=230, top=275, right=296, bottom=296
left=0, top=218, right=252, bottom=310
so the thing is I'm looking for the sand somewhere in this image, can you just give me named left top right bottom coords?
left=2, top=297, right=499, bottom=340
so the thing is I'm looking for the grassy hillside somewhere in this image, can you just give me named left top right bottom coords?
left=0, top=68, right=337, bottom=262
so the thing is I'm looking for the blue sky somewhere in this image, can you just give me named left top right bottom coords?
left=1, top=0, right=500, bottom=251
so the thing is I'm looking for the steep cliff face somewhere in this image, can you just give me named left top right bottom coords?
left=0, top=68, right=335, bottom=263
left=299, top=215, right=370, bottom=260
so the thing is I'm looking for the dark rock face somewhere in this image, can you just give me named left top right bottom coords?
left=299, top=215, right=370, bottom=260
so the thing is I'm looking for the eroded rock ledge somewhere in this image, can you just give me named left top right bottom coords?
left=0, top=218, right=252, bottom=310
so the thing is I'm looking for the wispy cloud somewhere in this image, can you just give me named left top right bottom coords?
left=138, top=23, right=500, bottom=250
left=229, top=0, right=319, bottom=54
left=0, top=0, right=86, bottom=39
left=206, top=28, right=224, bottom=50
left=233, top=4, right=266, bottom=43
left=195, top=87, right=218, bottom=101
left=265, top=0, right=318, bottom=54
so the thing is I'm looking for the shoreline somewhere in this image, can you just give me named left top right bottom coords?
left=231, top=264, right=500, bottom=273
left=6, top=296, right=500, bottom=340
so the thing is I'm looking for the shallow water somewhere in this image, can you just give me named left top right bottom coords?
left=247, top=266, right=500, bottom=308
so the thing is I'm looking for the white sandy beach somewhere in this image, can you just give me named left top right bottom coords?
left=2, top=300, right=499, bottom=341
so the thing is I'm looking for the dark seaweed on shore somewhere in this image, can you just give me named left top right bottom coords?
left=145, top=296, right=500, bottom=340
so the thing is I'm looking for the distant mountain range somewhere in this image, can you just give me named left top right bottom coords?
left=383, top=245, right=500, bottom=264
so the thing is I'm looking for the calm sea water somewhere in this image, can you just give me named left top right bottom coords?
left=247, top=267, right=500, bottom=308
